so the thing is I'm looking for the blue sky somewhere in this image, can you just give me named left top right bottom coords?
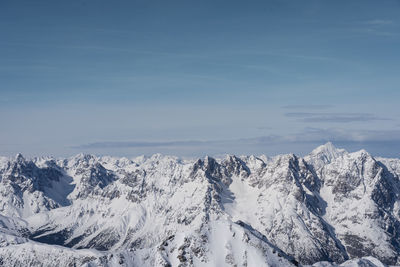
left=1, top=0, right=400, bottom=158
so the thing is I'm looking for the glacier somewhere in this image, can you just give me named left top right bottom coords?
left=0, top=143, right=399, bottom=266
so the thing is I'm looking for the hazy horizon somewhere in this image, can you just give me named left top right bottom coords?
left=2, top=141, right=397, bottom=161
left=1, top=0, right=399, bottom=158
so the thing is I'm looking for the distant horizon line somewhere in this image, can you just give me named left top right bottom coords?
left=3, top=141, right=399, bottom=161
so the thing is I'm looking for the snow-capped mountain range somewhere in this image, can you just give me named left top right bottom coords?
left=0, top=143, right=399, bottom=267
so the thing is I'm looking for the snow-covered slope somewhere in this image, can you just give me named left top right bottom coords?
left=0, top=144, right=399, bottom=267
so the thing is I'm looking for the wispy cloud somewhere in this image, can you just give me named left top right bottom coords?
left=256, top=126, right=273, bottom=130
left=353, top=19, right=398, bottom=37
left=364, top=19, right=393, bottom=26
left=73, top=140, right=214, bottom=149
left=282, top=127, right=400, bottom=143
left=74, top=128, right=400, bottom=150
left=0, top=41, right=204, bottom=59
left=284, top=112, right=389, bottom=123
left=282, top=104, right=333, bottom=110
left=361, top=28, right=399, bottom=37
left=231, top=50, right=350, bottom=64
left=71, top=125, right=400, bottom=158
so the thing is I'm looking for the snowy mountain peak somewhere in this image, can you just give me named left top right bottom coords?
left=15, top=153, right=26, bottom=163
left=310, top=142, right=344, bottom=156
left=350, top=148, right=370, bottom=159
left=71, top=153, right=97, bottom=162
left=0, top=145, right=399, bottom=267
left=305, top=142, right=347, bottom=168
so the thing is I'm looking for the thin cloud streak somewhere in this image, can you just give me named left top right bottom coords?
left=73, top=140, right=215, bottom=149
left=282, top=105, right=333, bottom=110
left=71, top=128, right=400, bottom=158
left=0, top=41, right=206, bottom=59
left=75, top=128, right=400, bottom=150
left=350, top=19, right=398, bottom=37
left=285, top=112, right=390, bottom=123
left=364, top=19, right=393, bottom=26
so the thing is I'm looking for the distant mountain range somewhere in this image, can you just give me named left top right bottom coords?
left=0, top=143, right=399, bottom=267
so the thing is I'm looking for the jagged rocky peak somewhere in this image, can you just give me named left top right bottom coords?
left=320, top=150, right=379, bottom=197
left=15, top=153, right=26, bottom=163
left=312, top=141, right=341, bottom=153
left=242, top=155, right=267, bottom=172
left=268, top=153, right=299, bottom=172
left=191, top=156, right=216, bottom=171
left=0, top=145, right=399, bottom=267
left=67, top=153, right=99, bottom=168
left=2, top=154, right=62, bottom=187
left=191, top=156, right=223, bottom=182
left=191, top=155, right=251, bottom=186
left=222, top=155, right=250, bottom=178
left=9, top=153, right=34, bottom=171
left=350, top=148, right=373, bottom=161
left=99, top=156, right=136, bottom=170
left=4, top=154, right=37, bottom=180
left=305, top=142, right=347, bottom=168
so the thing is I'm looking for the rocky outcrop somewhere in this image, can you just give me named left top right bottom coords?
left=0, top=143, right=398, bottom=266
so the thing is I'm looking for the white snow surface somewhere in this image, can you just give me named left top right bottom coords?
left=0, top=144, right=399, bottom=267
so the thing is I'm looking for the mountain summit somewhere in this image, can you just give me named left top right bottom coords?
left=305, top=142, right=347, bottom=168
left=0, top=144, right=399, bottom=267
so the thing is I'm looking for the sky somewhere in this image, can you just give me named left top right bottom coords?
left=1, top=0, right=400, bottom=158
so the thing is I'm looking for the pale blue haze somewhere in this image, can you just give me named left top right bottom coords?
left=0, top=0, right=399, bottom=157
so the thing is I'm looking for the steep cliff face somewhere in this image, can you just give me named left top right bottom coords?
left=0, top=144, right=399, bottom=267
